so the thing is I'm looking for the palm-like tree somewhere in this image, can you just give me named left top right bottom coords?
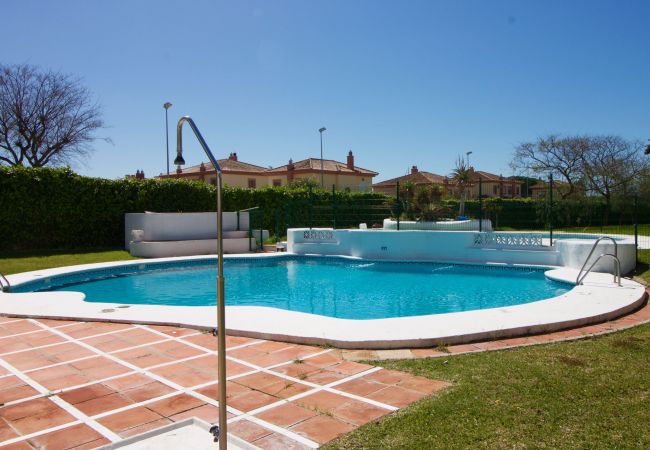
left=451, top=156, right=471, bottom=217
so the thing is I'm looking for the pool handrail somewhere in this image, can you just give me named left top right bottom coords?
left=175, top=116, right=227, bottom=449
left=576, top=236, right=621, bottom=286
left=0, top=272, right=10, bottom=292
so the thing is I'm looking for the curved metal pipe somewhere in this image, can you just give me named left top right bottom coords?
left=176, top=116, right=227, bottom=449
left=576, top=236, right=618, bottom=285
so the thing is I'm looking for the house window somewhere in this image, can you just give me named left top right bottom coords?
left=493, top=185, right=498, bottom=195
left=247, top=178, right=256, bottom=188
left=273, top=179, right=281, bottom=187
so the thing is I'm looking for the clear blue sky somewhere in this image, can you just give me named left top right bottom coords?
left=4, top=0, right=649, bottom=182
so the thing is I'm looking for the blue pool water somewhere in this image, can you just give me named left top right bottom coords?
left=25, top=257, right=570, bottom=320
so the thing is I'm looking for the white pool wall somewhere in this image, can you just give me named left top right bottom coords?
left=124, top=212, right=251, bottom=248
left=287, top=228, right=636, bottom=274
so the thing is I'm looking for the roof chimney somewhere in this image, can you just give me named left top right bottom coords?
left=287, top=158, right=295, bottom=182
left=411, top=165, right=418, bottom=174
left=199, top=162, right=206, bottom=172
left=228, top=152, right=238, bottom=161
left=346, top=150, right=354, bottom=170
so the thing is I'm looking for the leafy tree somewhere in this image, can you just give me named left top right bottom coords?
left=451, top=156, right=471, bottom=217
left=288, top=177, right=319, bottom=189
left=0, top=64, right=106, bottom=167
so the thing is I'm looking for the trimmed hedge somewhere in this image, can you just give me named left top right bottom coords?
left=0, top=167, right=391, bottom=251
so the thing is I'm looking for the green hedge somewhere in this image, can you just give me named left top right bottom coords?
left=0, top=167, right=392, bottom=251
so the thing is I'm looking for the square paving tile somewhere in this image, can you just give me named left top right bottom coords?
left=330, top=398, right=389, bottom=426
left=253, top=432, right=312, bottom=450
left=146, top=393, right=206, bottom=417
left=255, top=402, right=318, bottom=428
left=292, top=390, right=352, bottom=414
left=119, top=418, right=173, bottom=438
left=228, top=389, right=279, bottom=413
left=367, top=385, right=426, bottom=408
left=58, top=383, right=116, bottom=405
left=97, top=406, right=165, bottom=433
left=228, top=419, right=274, bottom=442
left=102, top=373, right=155, bottom=391
left=10, top=404, right=76, bottom=436
left=122, top=380, right=176, bottom=403
left=27, top=423, right=104, bottom=449
left=289, top=414, right=354, bottom=444
left=75, top=392, right=135, bottom=416
left=0, top=383, right=39, bottom=404
left=0, top=398, right=58, bottom=422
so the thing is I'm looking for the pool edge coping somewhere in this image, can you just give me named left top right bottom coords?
left=0, top=253, right=646, bottom=349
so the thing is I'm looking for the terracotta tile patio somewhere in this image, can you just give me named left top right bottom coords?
left=0, top=292, right=647, bottom=449
left=0, top=318, right=448, bottom=449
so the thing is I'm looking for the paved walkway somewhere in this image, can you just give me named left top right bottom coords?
left=1, top=292, right=648, bottom=449
left=0, top=318, right=448, bottom=449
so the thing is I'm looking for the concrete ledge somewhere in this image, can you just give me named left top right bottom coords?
left=0, top=255, right=645, bottom=349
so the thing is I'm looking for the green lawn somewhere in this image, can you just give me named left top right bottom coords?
left=327, top=324, right=650, bottom=449
left=0, top=248, right=136, bottom=275
left=496, top=224, right=650, bottom=236
left=327, top=251, right=650, bottom=449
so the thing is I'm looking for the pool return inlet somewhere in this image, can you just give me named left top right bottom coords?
left=175, top=116, right=228, bottom=449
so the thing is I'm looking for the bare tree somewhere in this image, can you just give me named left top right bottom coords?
left=511, top=135, right=588, bottom=199
left=582, top=135, right=647, bottom=208
left=0, top=64, right=106, bottom=167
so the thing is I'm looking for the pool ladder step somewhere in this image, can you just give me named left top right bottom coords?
left=576, top=236, right=621, bottom=286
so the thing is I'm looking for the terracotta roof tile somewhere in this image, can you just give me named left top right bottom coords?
left=268, top=158, right=377, bottom=176
left=372, top=171, right=446, bottom=187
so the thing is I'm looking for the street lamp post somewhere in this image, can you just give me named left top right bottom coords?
left=164, top=102, right=172, bottom=175
left=466, top=151, right=473, bottom=168
left=319, top=127, right=326, bottom=188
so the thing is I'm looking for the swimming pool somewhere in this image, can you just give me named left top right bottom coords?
left=15, top=256, right=570, bottom=320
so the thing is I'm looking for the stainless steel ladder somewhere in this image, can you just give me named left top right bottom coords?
left=576, top=236, right=622, bottom=286
left=0, top=272, right=10, bottom=292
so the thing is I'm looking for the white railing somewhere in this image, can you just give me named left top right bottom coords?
left=473, top=233, right=543, bottom=248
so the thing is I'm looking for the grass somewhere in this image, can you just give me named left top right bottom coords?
left=497, top=224, right=650, bottom=237
left=0, top=248, right=136, bottom=275
left=326, top=250, right=650, bottom=449
left=326, top=325, right=650, bottom=449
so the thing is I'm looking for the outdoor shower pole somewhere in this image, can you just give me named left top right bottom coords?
left=175, top=116, right=227, bottom=450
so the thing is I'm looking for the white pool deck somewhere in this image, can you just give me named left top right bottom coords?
left=0, top=253, right=645, bottom=349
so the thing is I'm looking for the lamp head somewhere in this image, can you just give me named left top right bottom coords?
left=174, top=154, right=185, bottom=165
left=319, top=127, right=326, bottom=133
left=164, top=102, right=172, bottom=109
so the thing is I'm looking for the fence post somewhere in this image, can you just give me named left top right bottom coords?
left=308, top=185, right=313, bottom=230
left=396, top=181, right=400, bottom=231
left=248, top=211, right=252, bottom=252
left=236, top=210, right=240, bottom=231
left=275, top=209, right=280, bottom=241
left=548, top=174, right=554, bottom=246
left=479, top=177, right=483, bottom=232
left=332, top=185, right=337, bottom=229
left=634, top=194, right=639, bottom=265
left=284, top=204, right=289, bottom=237
left=259, top=210, right=263, bottom=251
